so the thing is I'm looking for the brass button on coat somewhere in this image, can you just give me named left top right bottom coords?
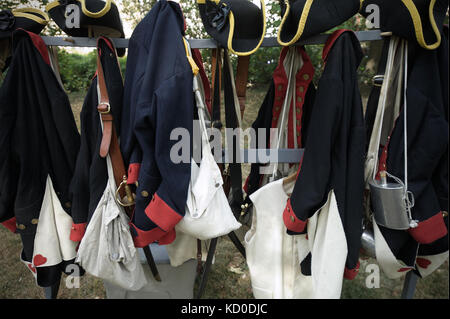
left=303, top=74, right=310, bottom=80
left=65, top=201, right=72, bottom=208
left=31, top=219, right=39, bottom=225
left=297, top=96, right=302, bottom=103
left=298, top=86, right=304, bottom=93
left=17, top=224, right=26, bottom=230
left=141, top=190, right=149, bottom=198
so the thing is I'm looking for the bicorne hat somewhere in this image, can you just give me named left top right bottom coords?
left=198, top=0, right=266, bottom=56
left=277, top=0, right=361, bottom=46
left=0, top=7, right=49, bottom=39
left=360, top=0, right=448, bottom=50
left=46, top=0, right=126, bottom=56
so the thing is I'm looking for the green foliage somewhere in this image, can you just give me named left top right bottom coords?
left=121, top=0, right=206, bottom=38
left=245, top=1, right=282, bottom=85
left=57, top=49, right=97, bottom=92
left=247, top=47, right=281, bottom=84
left=57, top=49, right=127, bottom=92
left=0, top=0, right=49, bottom=11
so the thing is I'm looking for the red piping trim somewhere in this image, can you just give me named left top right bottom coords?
left=97, top=36, right=114, bottom=53
left=322, top=29, right=353, bottom=63
left=16, top=29, right=50, bottom=66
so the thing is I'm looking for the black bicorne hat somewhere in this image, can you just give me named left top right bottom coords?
left=46, top=0, right=126, bottom=56
left=360, top=0, right=448, bottom=50
left=277, top=0, right=361, bottom=46
left=0, top=7, right=50, bottom=39
left=198, top=0, right=266, bottom=56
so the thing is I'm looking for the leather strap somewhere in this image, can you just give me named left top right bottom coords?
left=97, top=51, right=112, bottom=158
left=211, top=48, right=222, bottom=129
left=96, top=39, right=161, bottom=282
left=235, top=55, right=250, bottom=117
left=223, top=49, right=244, bottom=217
left=365, top=38, right=390, bottom=151
left=96, top=47, right=128, bottom=199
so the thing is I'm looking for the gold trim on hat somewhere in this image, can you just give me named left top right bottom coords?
left=277, top=0, right=314, bottom=47
left=401, top=0, right=441, bottom=50
left=12, top=8, right=50, bottom=25
left=46, top=0, right=116, bottom=19
left=198, top=0, right=267, bottom=56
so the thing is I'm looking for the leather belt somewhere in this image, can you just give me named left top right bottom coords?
left=235, top=55, right=250, bottom=117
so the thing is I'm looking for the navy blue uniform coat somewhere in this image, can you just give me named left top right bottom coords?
left=120, top=0, right=194, bottom=247
left=68, top=37, right=124, bottom=242
left=0, top=30, right=80, bottom=286
left=283, top=30, right=366, bottom=279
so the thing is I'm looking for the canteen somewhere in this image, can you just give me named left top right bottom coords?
left=369, top=174, right=410, bottom=230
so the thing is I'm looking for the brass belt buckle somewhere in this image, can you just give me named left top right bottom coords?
left=115, top=175, right=136, bottom=207
left=98, top=102, right=111, bottom=114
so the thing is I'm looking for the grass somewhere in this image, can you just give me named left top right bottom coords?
left=0, top=86, right=447, bottom=299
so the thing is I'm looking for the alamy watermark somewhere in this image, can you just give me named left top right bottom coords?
left=365, top=263, right=380, bottom=289
left=65, top=264, right=80, bottom=289
left=170, top=120, right=281, bottom=175
left=65, top=4, right=80, bottom=29
left=365, top=4, right=380, bottom=29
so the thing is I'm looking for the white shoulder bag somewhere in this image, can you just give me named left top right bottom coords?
left=175, top=40, right=241, bottom=240
left=75, top=46, right=147, bottom=291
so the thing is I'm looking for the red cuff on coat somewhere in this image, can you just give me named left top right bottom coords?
left=129, top=223, right=176, bottom=248
left=283, top=198, right=307, bottom=233
left=145, top=193, right=183, bottom=232
left=70, top=222, right=87, bottom=242
left=408, top=212, right=448, bottom=244
left=243, top=176, right=250, bottom=194
left=127, top=163, right=141, bottom=184
left=344, top=261, right=360, bottom=280
left=1, top=217, right=17, bottom=233
left=159, top=229, right=176, bottom=245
